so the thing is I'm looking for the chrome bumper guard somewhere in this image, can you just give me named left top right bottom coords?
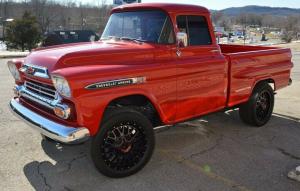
left=9, top=98, right=90, bottom=144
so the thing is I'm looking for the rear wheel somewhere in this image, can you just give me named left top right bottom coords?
left=91, top=108, right=155, bottom=178
left=239, top=82, right=274, bottom=127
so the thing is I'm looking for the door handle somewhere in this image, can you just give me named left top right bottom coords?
left=176, top=49, right=182, bottom=57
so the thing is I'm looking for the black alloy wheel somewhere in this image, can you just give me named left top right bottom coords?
left=255, top=90, right=272, bottom=122
left=91, top=108, right=155, bottom=178
left=239, top=82, right=274, bottom=127
left=101, top=121, right=147, bottom=171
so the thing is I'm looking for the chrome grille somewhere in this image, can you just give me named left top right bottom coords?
left=24, top=80, right=56, bottom=100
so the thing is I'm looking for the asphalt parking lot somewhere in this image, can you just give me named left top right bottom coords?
left=0, top=44, right=300, bottom=191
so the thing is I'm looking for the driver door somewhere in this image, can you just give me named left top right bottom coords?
left=175, top=15, right=228, bottom=121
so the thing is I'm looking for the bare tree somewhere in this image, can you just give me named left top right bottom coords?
left=97, top=0, right=111, bottom=33
left=0, top=0, right=13, bottom=18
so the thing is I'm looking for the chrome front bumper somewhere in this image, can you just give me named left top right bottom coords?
left=9, top=98, right=90, bottom=144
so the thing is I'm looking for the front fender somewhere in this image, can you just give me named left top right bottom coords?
left=51, top=64, right=177, bottom=136
left=74, top=87, right=168, bottom=136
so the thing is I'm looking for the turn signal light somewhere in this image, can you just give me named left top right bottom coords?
left=53, top=105, right=71, bottom=119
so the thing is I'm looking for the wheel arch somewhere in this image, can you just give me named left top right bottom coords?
left=102, top=93, right=164, bottom=128
left=252, top=78, right=276, bottom=92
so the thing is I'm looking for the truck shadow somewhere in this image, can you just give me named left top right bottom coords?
left=23, top=110, right=300, bottom=191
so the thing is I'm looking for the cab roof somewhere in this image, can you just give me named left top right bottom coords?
left=111, top=3, right=210, bottom=14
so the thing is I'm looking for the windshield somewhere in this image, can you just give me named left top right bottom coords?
left=101, top=10, right=175, bottom=44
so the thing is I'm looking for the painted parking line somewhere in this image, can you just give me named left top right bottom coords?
left=273, top=113, right=300, bottom=123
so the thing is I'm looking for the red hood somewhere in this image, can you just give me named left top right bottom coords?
left=24, top=41, right=155, bottom=73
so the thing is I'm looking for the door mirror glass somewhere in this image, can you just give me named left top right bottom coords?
left=176, top=32, right=188, bottom=47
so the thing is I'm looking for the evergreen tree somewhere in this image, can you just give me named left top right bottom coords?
left=5, top=11, right=41, bottom=51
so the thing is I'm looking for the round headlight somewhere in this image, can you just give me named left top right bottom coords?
left=7, top=61, right=21, bottom=81
left=51, top=75, right=71, bottom=98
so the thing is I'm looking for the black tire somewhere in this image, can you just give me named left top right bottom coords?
left=239, top=82, right=274, bottom=127
left=91, top=107, right=155, bottom=178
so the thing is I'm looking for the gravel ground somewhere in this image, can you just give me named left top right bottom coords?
left=0, top=44, right=299, bottom=191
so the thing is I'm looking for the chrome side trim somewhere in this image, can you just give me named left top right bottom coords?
left=85, top=77, right=146, bottom=90
left=9, top=99, right=90, bottom=144
left=235, top=86, right=251, bottom=93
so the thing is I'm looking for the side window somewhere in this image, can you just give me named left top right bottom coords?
left=158, top=17, right=175, bottom=44
left=176, top=15, right=212, bottom=46
left=177, top=16, right=188, bottom=34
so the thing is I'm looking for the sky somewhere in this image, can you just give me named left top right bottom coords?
left=85, top=0, right=300, bottom=10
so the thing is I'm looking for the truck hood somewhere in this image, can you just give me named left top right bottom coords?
left=24, top=41, right=155, bottom=73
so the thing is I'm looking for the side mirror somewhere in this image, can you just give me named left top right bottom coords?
left=176, top=32, right=188, bottom=48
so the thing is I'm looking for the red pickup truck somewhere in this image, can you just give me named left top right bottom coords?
left=8, top=3, right=293, bottom=177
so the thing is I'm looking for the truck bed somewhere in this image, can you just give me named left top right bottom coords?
left=219, top=44, right=293, bottom=107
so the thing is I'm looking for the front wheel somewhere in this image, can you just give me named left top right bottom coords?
left=239, top=82, right=274, bottom=127
left=91, top=108, right=155, bottom=178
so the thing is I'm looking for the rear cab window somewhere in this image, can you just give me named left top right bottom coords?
left=176, top=15, right=212, bottom=46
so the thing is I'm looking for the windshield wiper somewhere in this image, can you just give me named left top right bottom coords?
left=100, top=36, right=117, bottom=41
left=101, top=36, right=147, bottom=44
left=120, top=37, right=146, bottom=44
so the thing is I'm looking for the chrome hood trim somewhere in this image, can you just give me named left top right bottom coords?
left=19, top=64, right=50, bottom=79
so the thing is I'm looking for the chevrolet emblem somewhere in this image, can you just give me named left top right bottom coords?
left=26, top=67, right=36, bottom=75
